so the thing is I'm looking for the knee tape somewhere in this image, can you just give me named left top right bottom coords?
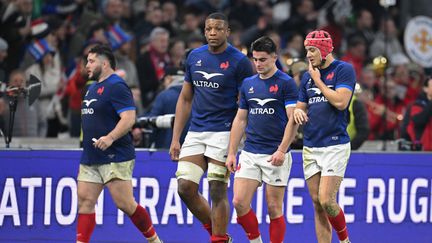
left=207, top=163, right=229, bottom=183
left=175, top=161, right=204, bottom=184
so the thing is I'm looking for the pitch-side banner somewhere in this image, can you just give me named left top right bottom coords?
left=0, top=150, right=431, bottom=243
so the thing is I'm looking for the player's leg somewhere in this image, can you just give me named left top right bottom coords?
left=318, top=143, right=351, bottom=243
left=207, top=159, right=231, bottom=243
left=262, top=152, right=292, bottom=243
left=105, top=160, right=161, bottom=243
left=233, top=178, right=261, bottom=242
left=176, top=131, right=213, bottom=234
left=319, top=143, right=351, bottom=243
left=306, top=173, right=332, bottom=243
left=319, top=176, right=349, bottom=243
left=233, top=151, right=264, bottom=243
left=76, top=164, right=104, bottom=243
left=107, top=179, right=161, bottom=243
left=266, top=185, right=286, bottom=243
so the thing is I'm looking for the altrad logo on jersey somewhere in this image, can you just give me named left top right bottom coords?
left=82, top=99, right=97, bottom=115
left=193, top=71, right=223, bottom=89
left=248, top=98, right=277, bottom=115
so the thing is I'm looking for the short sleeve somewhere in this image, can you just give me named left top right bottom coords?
left=110, top=82, right=136, bottom=114
left=238, top=81, right=248, bottom=110
left=298, top=72, right=309, bottom=103
left=235, top=56, right=254, bottom=89
left=284, top=77, right=298, bottom=108
left=335, top=63, right=356, bottom=91
left=184, top=53, right=192, bottom=83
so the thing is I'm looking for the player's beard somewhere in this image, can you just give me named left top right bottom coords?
left=89, top=65, right=102, bottom=81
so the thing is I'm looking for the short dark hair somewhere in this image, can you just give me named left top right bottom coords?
left=206, top=12, right=228, bottom=26
left=424, top=76, right=432, bottom=87
left=88, top=44, right=116, bottom=69
left=251, top=36, right=277, bottom=54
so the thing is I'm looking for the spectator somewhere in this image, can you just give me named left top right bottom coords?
left=25, top=39, right=64, bottom=137
left=350, top=9, right=375, bottom=55
left=136, top=27, right=171, bottom=109
left=0, top=0, right=32, bottom=73
left=341, top=35, right=367, bottom=81
left=401, top=77, right=432, bottom=151
left=146, top=68, right=188, bottom=149
left=106, top=25, right=139, bottom=89
left=347, top=84, right=370, bottom=150
left=175, top=12, right=202, bottom=42
left=278, top=0, right=318, bottom=39
left=389, top=53, right=420, bottom=104
left=0, top=37, right=8, bottom=82
left=367, top=80, right=405, bottom=140
left=169, top=39, right=186, bottom=69
left=369, top=17, right=403, bottom=59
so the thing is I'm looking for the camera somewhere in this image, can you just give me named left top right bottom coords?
left=136, top=114, right=175, bottom=129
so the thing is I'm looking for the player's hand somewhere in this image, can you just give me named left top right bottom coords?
left=169, top=140, right=181, bottom=161
left=267, top=150, right=285, bottom=166
left=293, top=108, right=308, bottom=125
left=92, top=135, right=114, bottom=151
left=225, top=154, right=237, bottom=173
left=308, top=59, right=321, bottom=81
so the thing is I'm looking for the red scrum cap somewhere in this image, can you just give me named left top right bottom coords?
left=304, top=30, right=334, bottom=61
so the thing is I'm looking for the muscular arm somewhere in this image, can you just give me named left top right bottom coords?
left=108, top=110, right=136, bottom=140
left=169, top=82, right=193, bottom=160
left=172, top=82, right=193, bottom=142
left=227, top=109, right=248, bottom=156
left=95, top=109, right=136, bottom=150
left=226, top=109, right=248, bottom=172
left=278, top=102, right=305, bottom=152
left=309, top=61, right=353, bottom=110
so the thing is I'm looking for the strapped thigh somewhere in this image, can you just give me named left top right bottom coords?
left=175, top=161, right=205, bottom=184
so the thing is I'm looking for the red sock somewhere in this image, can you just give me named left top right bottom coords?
left=237, top=209, right=260, bottom=240
left=76, top=213, right=96, bottom=243
left=270, top=216, right=286, bottom=243
left=203, top=222, right=212, bottom=236
left=211, top=234, right=228, bottom=243
left=327, top=208, right=349, bottom=241
left=129, top=205, right=156, bottom=238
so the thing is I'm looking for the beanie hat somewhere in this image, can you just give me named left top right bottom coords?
left=304, top=30, right=334, bottom=61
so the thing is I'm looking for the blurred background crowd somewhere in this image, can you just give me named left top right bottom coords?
left=0, top=0, right=431, bottom=151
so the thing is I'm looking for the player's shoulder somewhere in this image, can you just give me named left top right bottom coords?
left=225, top=45, right=248, bottom=60
left=275, top=70, right=294, bottom=82
left=334, top=59, right=354, bottom=71
left=189, top=45, right=209, bottom=56
left=106, top=74, right=129, bottom=88
left=243, top=73, right=259, bottom=83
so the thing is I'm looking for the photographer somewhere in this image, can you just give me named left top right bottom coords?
left=401, top=76, right=432, bottom=151
left=135, top=67, right=189, bottom=148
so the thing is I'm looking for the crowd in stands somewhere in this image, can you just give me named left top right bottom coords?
left=0, top=0, right=430, bottom=151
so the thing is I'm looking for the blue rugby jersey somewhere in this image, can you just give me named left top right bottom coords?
left=239, top=70, right=298, bottom=154
left=298, top=60, right=356, bottom=147
left=184, top=44, right=253, bottom=132
left=80, top=74, right=136, bottom=164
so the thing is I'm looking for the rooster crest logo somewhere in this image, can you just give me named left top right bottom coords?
left=269, top=84, right=278, bottom=94
left=97, top=86, right=105, bottom=95
left=220, top=61, right=229, bottom=70
left=326, top=72, right=334, bottom=80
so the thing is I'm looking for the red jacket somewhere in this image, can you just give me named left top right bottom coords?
left=406, top=94, right=432, bottom=151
